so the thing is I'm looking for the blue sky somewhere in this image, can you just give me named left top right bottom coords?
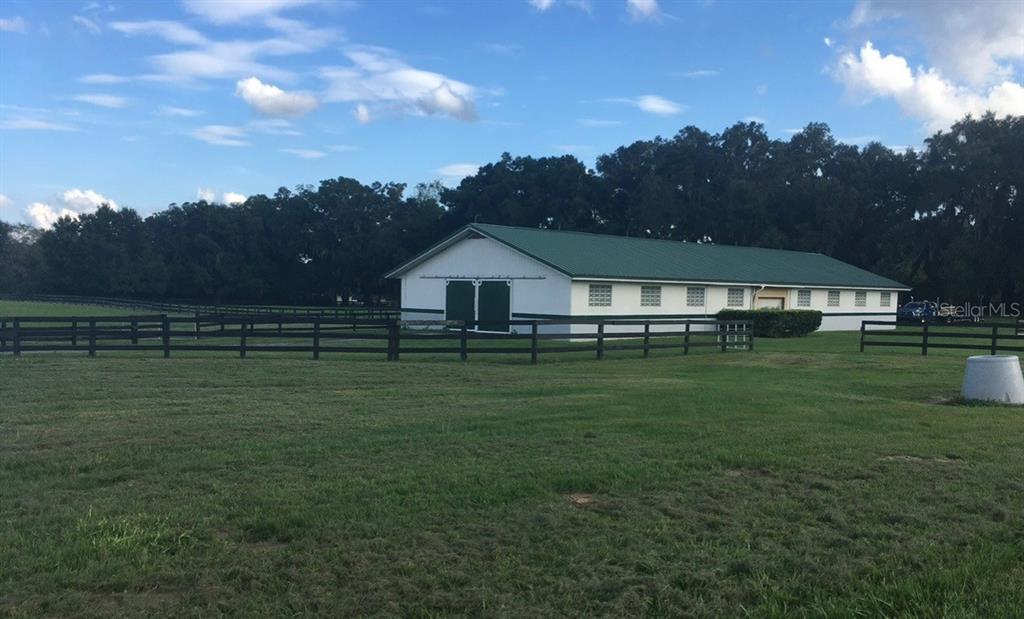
left=1, top=0, right=1021, bottom=227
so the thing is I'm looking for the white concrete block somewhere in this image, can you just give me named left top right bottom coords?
left=961, top=355, right=1024, bottom=405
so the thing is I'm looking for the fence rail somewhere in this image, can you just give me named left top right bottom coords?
left=0, top=293, right=399, bottom=320
left=0, top=315, right=752, bottom=362
left=860, top=320, right=1024, bottom=355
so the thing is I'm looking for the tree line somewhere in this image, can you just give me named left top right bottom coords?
left=1, top=114, right=1020, bottom=306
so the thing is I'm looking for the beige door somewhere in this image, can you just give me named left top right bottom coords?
left=756, top=297, right=785, bottom=309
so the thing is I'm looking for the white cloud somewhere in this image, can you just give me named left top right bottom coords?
left=223, top=192, right=246, bottom=205
left=79, top=73, right=129, bottom=84
left=26, top=189, right=118, bottom=228
left=197, top=187, right=246, bottom=204
left=577, top=118, right=622, bottom=127
left=73, top=93, right=128, bottom=108
left=321, top=47, right=479, bottom=122
left=823, top=36, right=833, bottom=48
left=62, top=188, right=118, bottom=211
left=836, top=135, right=882, bottom=145
left=111, top=20, right=327, bottom=84
left=0, top=17, right=28, bottom=33
left=482, top=43, right=519, bottom=56
left=743, top=115, right=767, bottom=124
left=27, top=203, right=76, bottom=228
left=72, top=15, right=101, bottom=34
left=0, top=118, right=77, bottom=131
left=529, top=0, right=556, bottom=10
left=248, top=118, right=301, bottom=135
left=835, top=41, right=1024, bottom=132
left=182, top=0, right=315, bottom=24
left=280, top=148, right=326, bottom=158
left=437, top=163, right=480, bottom=178
left=159, top=105, right=203, bottom=117
left=606, top=94, right=684, bottom=115
left=152, top=42, right=297, bottom=83
left=846, top=0, right=1024, bottom=87
left=192, top=124, right=249, bottom=146
left=755, top=84, right=768, bottom=95
left=627, top=0, right=661, bottom=21
left=675, top=69, right=719, bottom=78
left=109, top=20, right=208, bottom=45
left=0, top=194, right=12, bottom=208
left=353, top=103, right=371, bottom=123
left=235, top=76, right=318, bottom=117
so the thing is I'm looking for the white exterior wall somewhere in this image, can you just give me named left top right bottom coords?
left=396, top=236, right=900, bottom=333
left=567, top=280, right=899, bottom=333
left=399, top=237, right=572, bottom=331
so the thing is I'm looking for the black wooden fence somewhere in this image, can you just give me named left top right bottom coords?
left=860, top=320, right=1024, bottom=355
left=0, top=315, right=752, bottom=362
left=0, top=293, right=399, bottom=320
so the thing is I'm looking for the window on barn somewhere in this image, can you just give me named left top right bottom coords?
left=797, top=289, right=811, bottom=307
left=640, top=285, right=661, bottom=307
left=589, top=284, right=612, bottom=307
left=727, top=288, right=744, bottom=307
left=855, top=291, right=867, bottom=307
left=686, top=286, right=706, bottom=307
left=880, top=291, right=892, bottom=307
left=828, top=290, right=841, bottom=307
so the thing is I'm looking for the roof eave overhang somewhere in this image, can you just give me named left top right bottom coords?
left=384, top=223, right=574, bottom=279
left=570, top=274, right=911, bottom=290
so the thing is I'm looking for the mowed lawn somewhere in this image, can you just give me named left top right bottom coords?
left=2, top=310, right=1024, bottom=616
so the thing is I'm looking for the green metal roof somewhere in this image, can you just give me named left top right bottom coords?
left=388, top=223, right=909, bottom=289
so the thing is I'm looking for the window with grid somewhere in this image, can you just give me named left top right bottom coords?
left=588, top=283, right=612, bottom=307
left=828, top=290, right=840, bottom=307
left=797, top=289, right=811, bottom=307
left=640, top=285, right=661, bottom=307
left=880, top=291, right=891, bottom=307
left=727, top=288, right=744, bottom=307
left=855, top=291, right=867, bottom=307
left=686, top=286, right=706, bottom=307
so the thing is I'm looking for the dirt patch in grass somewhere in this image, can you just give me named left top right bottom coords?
left=880, top=454, right=964, bottom=464
left=565, top=493, right=593, bottom=507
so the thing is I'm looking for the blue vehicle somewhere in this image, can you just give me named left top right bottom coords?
left=897, top=301, right=939, bottom=323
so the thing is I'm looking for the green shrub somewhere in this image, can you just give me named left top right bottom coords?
left=717, top=309, right=822, bottom=338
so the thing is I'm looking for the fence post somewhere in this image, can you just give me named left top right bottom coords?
left=162, top=315, right=170, bottom=358
left=719, top=323, right=727, bottom=353
left=991, top=325, right=998, bottom=355
left=531, top=321, right=539, bottom=364
left=313, top=317, right=320, bottom=360
left=88, top=320, right=96, bottom=357
left=71, top=320, right=78, bottom=347
left=643, top=322, right=650, bottom=357
left=0, top=319, right=5, bottom=349
left=131, top=319, right=138, bottom=345
left=393, top=319, right=400, bottom=361
left=13, top=319, right=20, bottom=358
left=596, top=322, right=605, bottom=360
left=859, top=322, right=865, bottom=353
left=460, top=323, right=468, bottom=361
left=194, top=311, right=200, bottom=340
left=240, top=321, right=247, bottom=359
left=921, top=323, right=929, bottom=356
left=385, top=320, right=395, bottom=361
left=747, top=321, right=755, bottom=351
left=684, top=322, right=691, bottom=355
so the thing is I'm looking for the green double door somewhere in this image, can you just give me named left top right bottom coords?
left=445, top=280, right=510, bottom=332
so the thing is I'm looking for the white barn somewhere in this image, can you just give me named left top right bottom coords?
left=385, top=224, right=909, bottom=333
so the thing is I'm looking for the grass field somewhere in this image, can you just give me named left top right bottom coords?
left=2, top=302, right=1024, bottom=617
